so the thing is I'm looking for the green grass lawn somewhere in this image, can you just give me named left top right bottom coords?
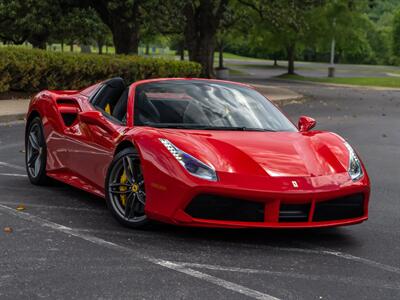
left=278, top=74, right=400, bottom=88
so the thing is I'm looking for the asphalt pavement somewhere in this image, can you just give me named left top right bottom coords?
left=226, top=58, right=400, bottom=78
left=0, top=82, right=399, bottom=299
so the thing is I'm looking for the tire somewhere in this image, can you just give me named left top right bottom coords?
left=105, top=148, right=149, bottom=228
left=25, top=117, right=49, bottom=185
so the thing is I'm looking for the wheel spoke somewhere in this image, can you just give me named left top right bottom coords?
left=29, top=132, right=40, bottom=150
left=124, top=193, right=136, bottom=218
left=122, top=156, right=135, bottom=184
left=136, top=192, right=145, bottom=205
left=33, top=154, right=41, bottom=177
left=109, top=189, right=131, bottom=195
left=109, top=182, right=132, bottom=189
left=27, top=151, right=39, bottom=168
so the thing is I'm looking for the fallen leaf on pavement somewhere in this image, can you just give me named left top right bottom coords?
left=4, top=227, right=13, bottom=233
left=16, top=205, right=25, bottom=211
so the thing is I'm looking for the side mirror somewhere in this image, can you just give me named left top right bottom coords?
left=79, top=111, right=116, bottom=135
left=298, top=116, right=316, bottom=132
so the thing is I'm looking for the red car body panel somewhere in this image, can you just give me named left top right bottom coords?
left=26, top=78, right=370, bottom=228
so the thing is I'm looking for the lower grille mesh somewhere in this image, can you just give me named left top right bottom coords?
left=313, top=193, right=364, bottom=221
left=185, top=194, right=264, bottom=222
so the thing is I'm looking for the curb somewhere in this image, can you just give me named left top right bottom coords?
left=272, top=78, right=400, bottom=91
left=0, top=113, right=26, bottom=124
left=250, top=83, right=304, bottom=106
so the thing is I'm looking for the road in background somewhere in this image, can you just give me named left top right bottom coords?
left=0, top=82, right=399, bottom=299
left=226, top=58, right=400, bottom=79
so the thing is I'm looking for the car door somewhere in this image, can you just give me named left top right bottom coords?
left=65, top=85, right=130, bottom=192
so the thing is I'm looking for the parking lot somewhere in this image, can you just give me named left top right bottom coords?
left=1, top=81, right=399, bottom=299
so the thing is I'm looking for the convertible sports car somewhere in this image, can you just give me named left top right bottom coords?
left=25, top=77, right=370, bottom=228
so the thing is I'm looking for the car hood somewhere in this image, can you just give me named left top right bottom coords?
left=157, top=129, right=349, bottom=178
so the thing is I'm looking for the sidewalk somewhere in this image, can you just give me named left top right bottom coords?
left=0, top=84, right=302, bottom=123
left=0, top=99, right=30, bottom=123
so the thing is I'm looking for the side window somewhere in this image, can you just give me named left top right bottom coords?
left=111, top=88, right=129, bottom=125
left=89, top=84, right=105, bottom=104
left=88, top=79, right=128, bottom=125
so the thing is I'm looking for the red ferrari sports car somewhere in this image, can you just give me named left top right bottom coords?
left=25, top=77, right=370, bottom=228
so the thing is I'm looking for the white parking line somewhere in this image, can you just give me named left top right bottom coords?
left=0, top=173, right=27, bottom=177
left=0, top=204, right=281, bottom=300
left=149, top=259, right=279, bottom=300
left=0, top=162, right=25, bottom=171
left=0, top=142, right=24, bottom=151
left=174, top=262, right=400, bottom=290
left=281, top=244, right=400, bottom=275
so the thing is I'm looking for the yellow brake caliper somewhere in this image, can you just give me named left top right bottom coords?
left=120, top=171, right=128, bottom=207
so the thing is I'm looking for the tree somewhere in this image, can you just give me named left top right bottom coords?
left=53, top=7, right=111, bottom=54
left=145, top=0, right=230, bottom=77
left=240, top=0, right=326, bottom=74
left=392, top=9, right=400, bottom=57
left=0, top=0, right=62, bottom=48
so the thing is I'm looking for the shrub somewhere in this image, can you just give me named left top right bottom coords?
left=0, top=47, right=201, bottom=93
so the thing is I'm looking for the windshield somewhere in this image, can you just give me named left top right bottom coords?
left=133, top=80, right=297, bottom=132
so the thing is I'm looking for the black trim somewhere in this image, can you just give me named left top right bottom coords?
left=313, top=193, right=364, bottom=222
left=185, top=194, right=264, bottom=222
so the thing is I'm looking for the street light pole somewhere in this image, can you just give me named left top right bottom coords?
left=328, top=36, right=336, bottom=77
left=328, top=17, right=336, bottom=78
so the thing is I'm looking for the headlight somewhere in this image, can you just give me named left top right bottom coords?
left=344, top=142, right=363, bottom=181
left=159, top=139, right=218, bottom=181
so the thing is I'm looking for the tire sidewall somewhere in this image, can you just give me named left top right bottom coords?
left=25, top=117, right=48, bottom=185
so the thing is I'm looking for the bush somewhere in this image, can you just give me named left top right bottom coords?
left=0, top=47, right=201, bottom=93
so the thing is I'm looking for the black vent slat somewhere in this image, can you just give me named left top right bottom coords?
left=185, top=194, right=264, bottom=222
left=313, top=193, right=364, bottom=222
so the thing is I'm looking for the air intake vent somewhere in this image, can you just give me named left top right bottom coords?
left=185, top=194, right=264, bottom=222
left=313, top=193, right=364, bottom=221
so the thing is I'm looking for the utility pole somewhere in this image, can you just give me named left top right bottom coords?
left=328, top=17, right=336, bottom=78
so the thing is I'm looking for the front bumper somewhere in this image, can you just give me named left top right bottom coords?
left=144, top=167, right=370, bottom=229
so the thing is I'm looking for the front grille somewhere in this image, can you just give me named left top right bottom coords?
left=185, top=194, right=264, bottom=222
left=279, top=203, right=310, bottom=222
left=313, top=193, right=364, bottom=222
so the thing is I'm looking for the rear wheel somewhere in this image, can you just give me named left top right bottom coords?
left=105, top=148, right=148, bottom=228
left=25, top=117, right=49, bottom=185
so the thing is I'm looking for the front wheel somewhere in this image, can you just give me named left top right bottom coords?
left=105, top=148, right=149, bottom=228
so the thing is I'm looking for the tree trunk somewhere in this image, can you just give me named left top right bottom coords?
left=183, top=0, right=228, bottom=78
left=98, top=41, right=103, bottom=54
left=112, top=25, right=139, bottom=55
left=61, top=41, right=64, bottom=52
left=145, top=43, right=150, bottom=55
left=176, top=40, right=185, bottom=60
left=218, top=44, right=224, bottom=69
left=70, top=42, right=74, bottom=52
left=187, top=37, right=215, bottom=78
left=286, top=44, right=296, bottom=75
left=80, top=45, right=91, bottom=53
left=30, top=36, right=47, bottom=49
